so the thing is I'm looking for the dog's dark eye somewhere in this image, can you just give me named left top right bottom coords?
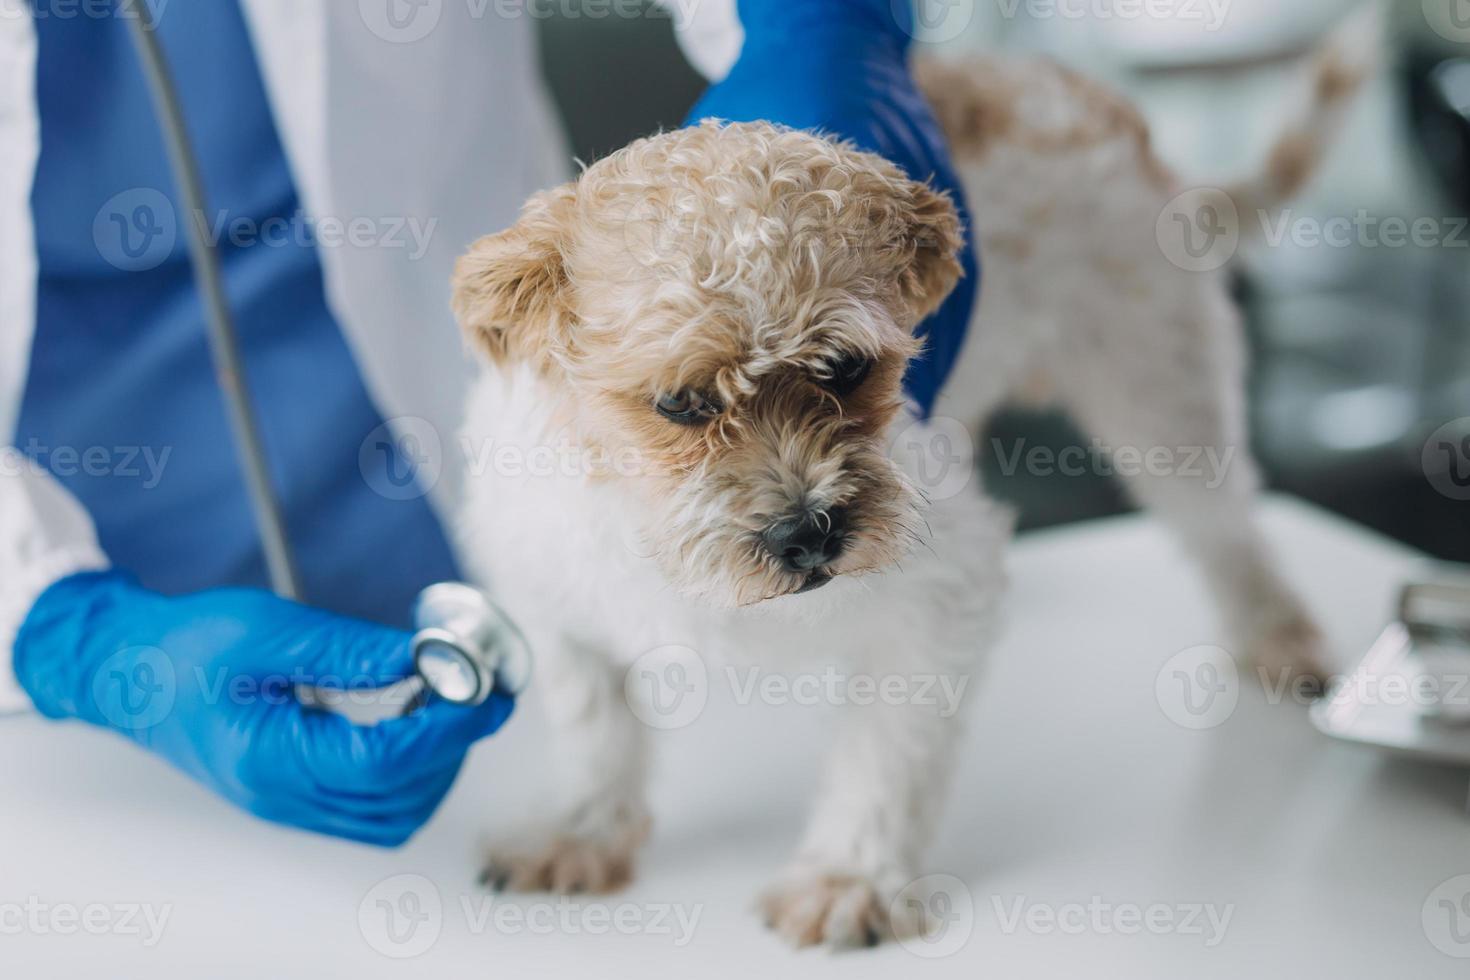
left=821, top=354, right=875, bottom=397
left=655, top=390, right=721, bottom=425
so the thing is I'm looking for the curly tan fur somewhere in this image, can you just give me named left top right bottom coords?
left=453, top=121, right=964, bottom=607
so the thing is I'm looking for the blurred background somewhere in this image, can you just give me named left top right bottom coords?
left=535, top=0, right=1469, bottom=561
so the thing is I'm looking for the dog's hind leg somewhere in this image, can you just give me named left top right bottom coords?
left=481, top=635, right=651, bottom=894
left=1054, top=285, right=1329, bottom=687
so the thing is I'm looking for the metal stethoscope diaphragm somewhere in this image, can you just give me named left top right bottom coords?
left=411, top=583, right=533, bottom=704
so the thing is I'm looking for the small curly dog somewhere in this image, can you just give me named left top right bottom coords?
left=449, top=18, right=1373, bottom=949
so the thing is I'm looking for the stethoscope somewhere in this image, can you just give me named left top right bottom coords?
left=124, top=8, right=529, bottom=705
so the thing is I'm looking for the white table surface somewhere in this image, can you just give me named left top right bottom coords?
left=3, top=497, right=1467, bottom=978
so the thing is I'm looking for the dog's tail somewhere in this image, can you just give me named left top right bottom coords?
left=1221, top=2, right=1382, bottom=227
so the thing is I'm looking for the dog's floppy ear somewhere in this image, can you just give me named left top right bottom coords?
left=452, top=183, right=577, bottom=369
left=895, top=179, right=965, bottom=326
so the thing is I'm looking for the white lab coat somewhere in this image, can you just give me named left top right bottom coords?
left=0, top=0, right=740, bottom=711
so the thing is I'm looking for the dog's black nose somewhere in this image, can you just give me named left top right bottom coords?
left=762, top=507, right=849, bottom=573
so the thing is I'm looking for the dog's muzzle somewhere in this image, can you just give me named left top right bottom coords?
left=762, top=507, right=849, bottom=578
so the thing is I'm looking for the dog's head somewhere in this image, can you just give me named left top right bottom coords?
left=453, top=121, right=964, bottom=607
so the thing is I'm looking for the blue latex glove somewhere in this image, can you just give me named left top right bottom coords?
left=686, top=0, right=980, bottom=418
left=14, top=570, right=513, bottom=847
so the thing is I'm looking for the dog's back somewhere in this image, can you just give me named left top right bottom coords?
left=915, top=12, right=1378, bottom=424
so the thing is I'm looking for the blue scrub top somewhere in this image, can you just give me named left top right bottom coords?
left=18, top=0, right=460, bottom=627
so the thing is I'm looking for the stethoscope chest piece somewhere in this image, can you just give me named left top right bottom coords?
left=412, top=583, right=532, bottom=705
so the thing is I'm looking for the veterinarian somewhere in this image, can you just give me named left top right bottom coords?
left=0, top=0, right=977, bottom=846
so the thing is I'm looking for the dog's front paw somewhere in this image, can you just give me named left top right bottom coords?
left=481, top=821, right=647, bottom=895
left=1248, top=613, right=1331, bottom=694
left=759, top=872, right=904, bottom=949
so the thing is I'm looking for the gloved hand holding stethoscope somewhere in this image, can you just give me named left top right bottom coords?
left=14, top=571, right=526, bottom=847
